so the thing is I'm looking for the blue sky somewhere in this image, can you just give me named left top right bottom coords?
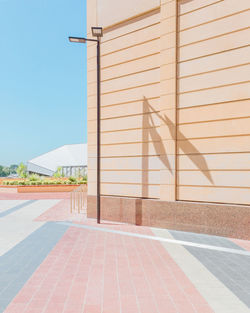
left=0, top=0, right=87, bottom=166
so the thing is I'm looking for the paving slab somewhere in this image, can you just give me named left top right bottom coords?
left=0, top=192, right=249, bottom=313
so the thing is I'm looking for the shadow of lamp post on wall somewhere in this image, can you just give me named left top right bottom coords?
left=69, top=26, right=103, bottom=224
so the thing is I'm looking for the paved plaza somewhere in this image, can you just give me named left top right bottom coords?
left=0, top=191, right=249, bottom=313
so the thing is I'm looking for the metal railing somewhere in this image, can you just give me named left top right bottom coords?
left=70, top=184, right=86, bottom=214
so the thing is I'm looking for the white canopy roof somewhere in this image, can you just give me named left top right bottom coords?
left=27, top=144, right=87, bottom=176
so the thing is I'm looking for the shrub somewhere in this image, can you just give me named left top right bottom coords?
left=69, top=176, right=77, bottom=183
left=16, top=163, right=28, bottom=178
left=28, top=174, right=40, bottom=181
left=9, top=181, right=18, bottom=185
left=78, top=179, right=87, bottom=185
left=53, top=167, right=64, bottom=178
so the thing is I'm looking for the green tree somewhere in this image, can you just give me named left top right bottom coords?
left=16, top=163, right=28, bottom=178
left=53, top=167, right=64, bottom=178
left=0, top=166, right=5, bottom=177
left=0, top=166, right=10, bottom=177
left=9, top=164, right=18, bottom=174
left=3, top=167, right=10, bottom=177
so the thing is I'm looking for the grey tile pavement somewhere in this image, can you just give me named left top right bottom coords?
left=169, top=230, right=250, bottom=308
left=0, top=200, right=37, bottom=218
left=0, top=222, right=69, bottom=313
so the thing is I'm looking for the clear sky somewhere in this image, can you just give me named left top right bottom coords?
left=0, top=0, right=87, bottom=166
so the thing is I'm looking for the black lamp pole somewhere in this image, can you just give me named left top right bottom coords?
left=96, top=38, right=101, bottom=224
left=69, top=27, right=103, bottom=224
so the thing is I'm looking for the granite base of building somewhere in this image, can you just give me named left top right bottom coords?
left=87, top=195, right=250, bottom=240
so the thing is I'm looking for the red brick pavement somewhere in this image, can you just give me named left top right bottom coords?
left=3, top=191, right=247, bottom=313
left=5, top=223, right=213, bottom=313
left=0, top=191, right=70, bottom=200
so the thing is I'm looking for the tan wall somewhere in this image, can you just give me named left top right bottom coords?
left=97, top=0, right=160, bottom=28
left=87, top=0, right=250, bottom=205
left=87, top=4, right=163, bottom=199
left=176, top=0, right=250, bottom=205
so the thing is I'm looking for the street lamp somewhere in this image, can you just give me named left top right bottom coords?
left=69, top=26, right=103, bottom=224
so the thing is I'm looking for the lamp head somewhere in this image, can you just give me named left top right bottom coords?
left=91, top=27, right=103, bottom=38
left=69, top=37, right=86, bottom=43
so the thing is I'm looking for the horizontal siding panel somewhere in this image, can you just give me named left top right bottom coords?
left=88, top=156, right=164, bottom=171
left=178, top=100, right=250, bottom=124
left=179, top=0, right=250, bottom=31
left=179, top=64, right=250, bottom=93
left=101, top=128, right=160, bottom=145
left=178, top=82, right=250, bottom=108
left=179, top=28, right=250, bottom=62
left=179, top=46, right=250, bottom=78
left=178, top=117, right=250, bottom=139
left=178, top=171, right=250, bottom=188
left=100, top=53, right=160, bottom=82
left=178, top=0, right=222, bottom=16
left=96, top=83, right=160, bottom=107
left=103, top=10, right=160, bottom=42
left=103, top=156, right=163, bottom=171
left=88, top=124, right=160, bottom=141
left=95, top=68, right=160, bottom=95
left=100, top=98, right=160, bottom=119
left=100, top=23, right=160, bottom=56
left=178, top=153, right=250, bottom=171
left=88, top=170, right=160, bottom=184
left=180, top=10, right=250, bottom=47
left=88, top=19, right=160, bottom=58
left=88, top=39, right=160, bottom=71
left=101, top=113, right=161, bottom=132
left=100, top=183, right=160, bottom=198
left=178, top=186, right=250, bottom=205
left=177, top=136, right=250, bottom=154
left=88, top=70, right=159, bottom=96
left=86, top=98, right=160, bottom=122
left=102, top=39, right=160, bottom=68
left=98, top=142, right=162, bottom=157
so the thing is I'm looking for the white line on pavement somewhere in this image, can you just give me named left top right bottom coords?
left=58, top=221, right=250, bottom=256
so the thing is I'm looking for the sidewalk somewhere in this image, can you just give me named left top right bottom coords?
left=0, top=193, right=249, bottom=313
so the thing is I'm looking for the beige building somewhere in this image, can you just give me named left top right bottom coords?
left=87, top=0, right=250, bottom=239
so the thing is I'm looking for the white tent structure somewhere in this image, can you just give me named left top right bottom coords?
left=27, top=144, right=87, bottom=176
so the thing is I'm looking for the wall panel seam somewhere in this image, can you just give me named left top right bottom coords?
left=177, top=151, right=250, bottom=156
left=179, top=62, right=250, bottom=79
left=178, top=44, right=250, bottom=64
left=88, top=97, right=160, bottom=109
left=87, top=38, right=161, bottom=60
left=178, top=0, right=223, bottom=17
left=88, top=127, right=161, bottom=134
left=103, top=7, right=160, bottom=33
left=179, top=8, right=250, bottom=32
left=178, top=115, right=250, bottom=126
left=95, top=52, right=160, bottom=71
left=177, top=134, right=250, bottom=141
left=88, top=82, right=159, bottom=97
left=100, top=111, right=161, bottom=121
left=178, top=26, right=250, bottom=48
left=102, top=21, right=160, bottom=44
left=177, top=98, right=250, bottom=110
left=177, top=80, right=250, bottom=95
left=178, top=185, right=250, bottom=190
left=89, top=139, right=162, bottom=146
left=95, top=67, right=161, bottom=83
